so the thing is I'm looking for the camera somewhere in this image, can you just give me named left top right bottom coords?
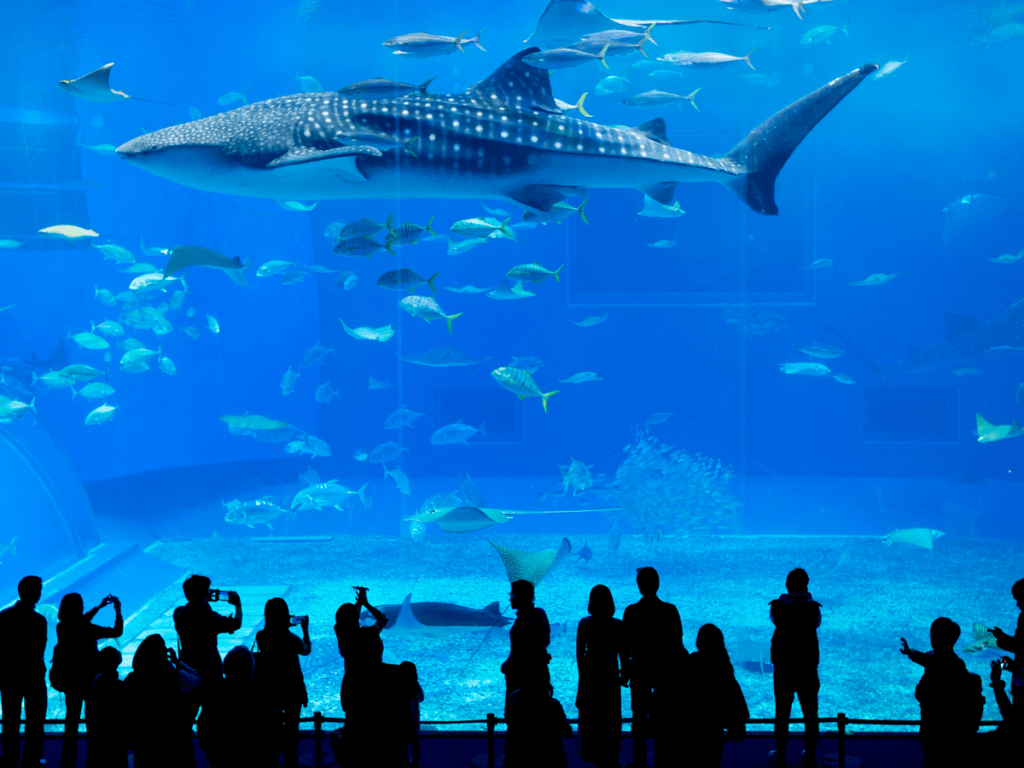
left=1000, top=657, right=1011, bottom=670
left=208, top=589, right=225, bottom=602
left=290, top=615, right=308, bottom=626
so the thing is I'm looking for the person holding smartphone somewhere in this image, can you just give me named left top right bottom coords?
left=173, top=574, right=242, bottom=691
left=254, top=597, right=311, bottom=767
left=54, top=592, right=123, bottom=767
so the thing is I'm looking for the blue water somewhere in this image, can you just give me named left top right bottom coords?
left=2, top=0, right=1024, bottom=729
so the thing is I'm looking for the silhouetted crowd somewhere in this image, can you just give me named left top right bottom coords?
left=0, top=569, right=1021, bottom=767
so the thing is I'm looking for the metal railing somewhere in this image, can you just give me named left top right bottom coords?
left=22, top=711, right=1003, bottom=768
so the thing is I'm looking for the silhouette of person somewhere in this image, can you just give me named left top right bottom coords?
left=900, top=618, right=985, bottom=768
left=333, top=587, right=391, bottom=767
left=87, top=646, right=126, bottom=768
left=575, top=584, right=627, bottom=767
left=198, top=645, right=276, bottom=767
left=399, top=661, right=424, bottom=768
left=121, top=634, right=201, bottom=768
left=975, top=657, right=1022, bottom=768
left=767, top=568, right=821, bottom=768
left=54, top=592, right=123, bottom=767
left=341, top=631, right=421, bottom=767
left=501, top=580, right=551, bottom=718
left=0, top=575, right=47, bottom=768
left=253, top=597, right=311, bottom=767
left=504, top=666, right=572, bottom=768
left=173, top=575, right=242, bottom=691
left=991, top=577, right=1024, bottom=711
left=686, top=624, right=750, bottom=767
left=622, top=566, right=684, bottom=768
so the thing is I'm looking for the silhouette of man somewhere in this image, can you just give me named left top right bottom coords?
left=622, top=566, right=684, bottom=768
left=768, top=568, right=821, bottom=768
left=901, top=618, right=984, bottom=768
left=173, top=574, right=242, bottom=689
left=0, top=576, right=47, bottom=768
left=991, top=577, right=1024, bottom=711
left=501, top=580, right=551, bottom=718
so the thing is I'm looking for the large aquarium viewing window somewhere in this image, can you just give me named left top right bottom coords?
left=2, top=0, right=1023, bottom=759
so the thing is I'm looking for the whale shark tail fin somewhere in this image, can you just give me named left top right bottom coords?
left=722, top=63, right=877, bottom=215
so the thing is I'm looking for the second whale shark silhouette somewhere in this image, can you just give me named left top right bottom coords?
left=829, top=297, right=1024, bottom=381
left=116, top=49, right=877, bottom=217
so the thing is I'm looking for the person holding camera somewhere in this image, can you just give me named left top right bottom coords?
left=975, top=656, right=1023, bottom=767
left=53, top=592, right=123, bottom=767
left=121, top=634, right=201, bottom=767
left=173, top=574, right=242, bottom=691
left=254, top=597, right=311, bottom=767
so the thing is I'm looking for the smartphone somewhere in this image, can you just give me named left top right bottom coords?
left=290, top=615, right=307, bottom=626
left=208, top=589, right=224, bottom=602
left=1000, top=658, right=1011, bottom=670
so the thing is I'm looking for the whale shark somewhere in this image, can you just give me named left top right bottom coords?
left=828, top=297, right=1024, bottom=380
left=117, top=49, right=876, bottom=217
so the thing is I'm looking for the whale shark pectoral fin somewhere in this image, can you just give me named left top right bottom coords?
left=266, top=145, right=380, bottom=181
left=393, top=593, right=426, bottom=635
left=643, top=181, right=679, bottom=206
left=508, top=184, right=588, bottom=212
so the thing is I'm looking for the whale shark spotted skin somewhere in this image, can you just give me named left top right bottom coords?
left=117, top=49, right=876, bottom=216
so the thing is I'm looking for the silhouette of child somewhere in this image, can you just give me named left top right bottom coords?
left=86, top=646, right=125, bottom=768
left=900, top=617, right=984, bottom=768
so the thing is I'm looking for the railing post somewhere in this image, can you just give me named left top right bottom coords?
left=837, top=711, right=846, bottom=768
left=487, top=712, right=497, bottom=768
left=314, top=711, right=323, bottom=767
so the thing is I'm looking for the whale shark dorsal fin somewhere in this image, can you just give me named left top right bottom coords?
left=632, top=118, right=671, bottom=146
left=467, top=48, right=559, bottom=115
left=394, top=593, right=425, bottom=634
left=483, top=601, right=502, bottom=616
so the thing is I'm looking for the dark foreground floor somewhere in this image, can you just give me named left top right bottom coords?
left=24, top=730, right=930, bottom=767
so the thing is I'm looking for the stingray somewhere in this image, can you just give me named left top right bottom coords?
left=362, top=594, right=512, bottom=638
left=490, top=538, right=572, bottom=586
left=735, top=637, right=774, bottom=674
left=964, top=622, right=999, bottom=653
left=405, top=506, right=513, bottom=533
left=58, top=63, right=169, bottom=104
left=407, top=505, right=624, bottom=533
left=400, top=346, right=490, bottom=367
left=164, top=245, right=244, bottom=277
left=881, top=528, right=944, bottom=550
left=526, top=0, right=761, bottom=48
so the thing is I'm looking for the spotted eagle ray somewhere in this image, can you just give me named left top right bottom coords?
left=526, top=0, right=765, bottom=48
left=116, top=50, right=876, bottom=217
left=828, top=297, right=1024, bottom=380
left=361, top=593, right=511, bottom=638
left=59, top=63, right=170, bottom=104
left=490, top=538, right=572, bottom=586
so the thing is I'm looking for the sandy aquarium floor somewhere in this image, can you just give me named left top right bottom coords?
left=151, top=533, right=1023, bottom=731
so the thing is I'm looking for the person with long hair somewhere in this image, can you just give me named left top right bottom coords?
left=575, top=585, right=627, bottom=767
left=54, top=592, right=123, bottom=767
left=121, top=634, right=201, bottom=767
left=254, top=597, right=311, bottom=767
left=688, top=624, right=749, bottom=767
